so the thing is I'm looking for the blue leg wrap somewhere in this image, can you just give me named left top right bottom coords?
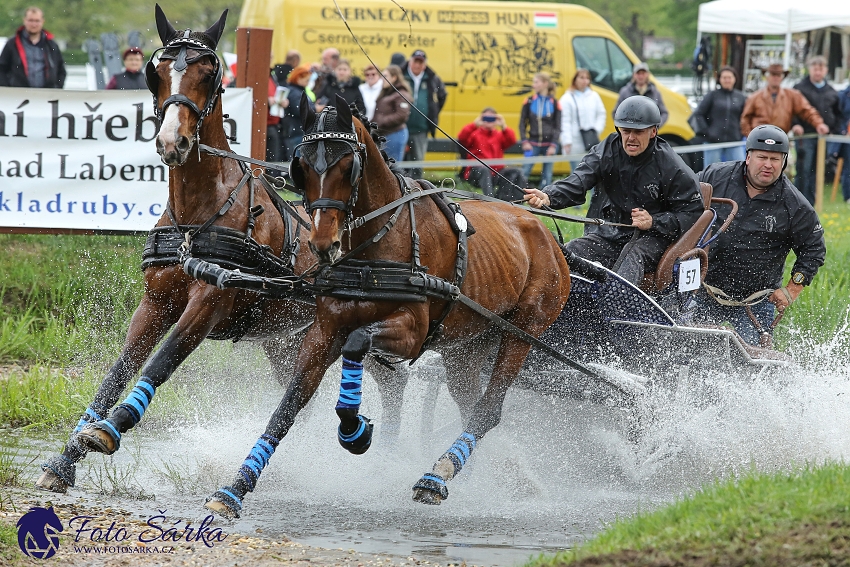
left=73, top=407, right=104, bottom=434
left=115, top=379, right=156, bottom=426
left=206, top=487, right=243, bottom=519
left=336, top=358, right=364, bottom=410
left=444, top=432, right=477, bottom=476
left=238, top=434, right=279, bottom=492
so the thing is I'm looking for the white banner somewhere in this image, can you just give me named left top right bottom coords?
left=0, top=87, right=253, bottom=232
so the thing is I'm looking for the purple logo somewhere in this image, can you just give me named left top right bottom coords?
left=17, top=506, right=64, bottom=559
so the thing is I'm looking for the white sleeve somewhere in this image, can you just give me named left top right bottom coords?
left=592, top=92, right=606, bottom=134
left=559, top=93, right=574, bottom=146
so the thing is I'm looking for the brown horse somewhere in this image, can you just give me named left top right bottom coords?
left=35, top=6, right=406, bottom=494
left=204, top=94, right=571, bottom=518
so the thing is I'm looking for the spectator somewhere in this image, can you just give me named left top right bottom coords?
left=280, top=64, right=315, bottom=161
left=838, top=81, right=850, bottom=204
left=401, top=49, right=448, bottom=179
left=614, top=62, right=668, bottom=127
left=273, top=49, right=300, bottom=86
left=740, top=63, right=828, bottom=137
left=309, top=47, right=339, bottom=95
left=559, top=68, right=606, bottom=171
left=519, top=72, right=561, bottom=188
left=689, top=66, right=747, bottom=166
left=106, top=47, right=146, bottom=90
left=315, top=58, right=365, bottom=114
left=524, top=97, right=702, bottom=287
left=266, top=73, right=284, bottom=173
left=359, top=64, right=383, bottom=121
left=792, top=56, right=843, bottom=205
left=694, top=125, right=825, bottom=346
left=0, top=6, right=66, bottom=88
left=458, top=107, right=526, bottom=200
left=373, top=65, right=411, bottom=163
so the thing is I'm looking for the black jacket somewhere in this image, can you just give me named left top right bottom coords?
left=106, top=70, right=147, bottom=90
left=543, top=133, right=703, bottom=243
left=518, top=93, right=561, bottom=146
left=793, top=76, right=843, bottom=134
left=0, top=27, right=66, bottom=88
left=690, top=86, right=747, bottom=142
left=400, top=61, right=447, bottom=136
left=316, top=75, right=366, bottom=115
left=699, top=161, right=825, bottom=297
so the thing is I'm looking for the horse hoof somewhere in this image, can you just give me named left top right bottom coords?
left=205, top=489, right=242, bottom=520
left=412, top=473, right=448, bottom=505
left=76, top=424, right=119, bottom=455
left=35, top=469, right=69, bottom=493
left=337, top=415, right=373, bottom=455
left=36, top=455, right=76, bottom=492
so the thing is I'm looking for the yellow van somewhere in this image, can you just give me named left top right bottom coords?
left=240, top=0, right=694, bottom=173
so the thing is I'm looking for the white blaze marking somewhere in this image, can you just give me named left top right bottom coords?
left=157, top=62, right=186, bottom=146
left=312, top=172, right=328, bottom=226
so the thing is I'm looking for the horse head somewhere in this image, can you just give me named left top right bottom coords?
left=292, top=93, right=367, bottom=265
left=147, top=4, right=228, bottom=166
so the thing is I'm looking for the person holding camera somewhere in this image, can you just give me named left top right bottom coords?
left=558, top=68, right=606, bottom=172
left=458, top=107, right=526, bottom=199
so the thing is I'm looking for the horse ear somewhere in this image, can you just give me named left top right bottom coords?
left=204, top=9, right=229, bottom=48
left=154, top=4, right=178, bottom=45
left=335, top=94, right=353, bottom=132
left=301, top=90, right=316, bottom=131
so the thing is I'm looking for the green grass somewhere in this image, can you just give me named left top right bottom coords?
left=0, top=366, right=100, bottom=429
left=528, top=461, right=850, bottom=566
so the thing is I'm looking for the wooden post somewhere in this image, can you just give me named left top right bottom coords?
left=832, top=158, right=843, bottom=202
left=814, top=135, right=825, bottom=213
left=236, top=27, right=273, bottom=161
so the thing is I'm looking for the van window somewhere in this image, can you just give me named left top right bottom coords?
left=572, top=37, right=633, bottom=93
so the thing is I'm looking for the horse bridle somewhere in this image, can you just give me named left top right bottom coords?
left=145, top=30, right=223, bottom=139
left=289, top=108, right=366, bottom=222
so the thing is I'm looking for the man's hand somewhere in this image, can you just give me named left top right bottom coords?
left=562, top=144, right=571, bottom=156
left=631, top=208, right=653, bottom=230
left=790, top=124, right=804, bottom=137
left=546, top=144, right=556, bottom=156
left=473, top=116, right=484, bottom=128
left=521, top=141, right=532, bottom=152
left=816, top=123, right=830, bottom=136
left=495, top=114, right=506, bottom=129
left=769, top=282, right=803, bottom=312
left=523, top=188, right=550, bottom=208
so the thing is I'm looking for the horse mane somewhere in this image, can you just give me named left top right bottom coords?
left=349, top=104, right=395, bottom=168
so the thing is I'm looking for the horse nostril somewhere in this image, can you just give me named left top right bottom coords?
left=176, top=136, right=191, bottom=154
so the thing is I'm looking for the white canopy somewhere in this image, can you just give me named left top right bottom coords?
left=698, top=0, right=850, bottom=35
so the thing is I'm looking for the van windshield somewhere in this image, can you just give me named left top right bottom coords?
left=572, top=36, right=633, bottom=93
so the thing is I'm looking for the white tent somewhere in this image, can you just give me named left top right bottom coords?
left=697, top=0, right=850, bottom=67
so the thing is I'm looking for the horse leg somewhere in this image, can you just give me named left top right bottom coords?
left=205, top=322, right=344, bottom=519
left=440, top=334, right=497, bottom=424
left=36, top=295, right=175, bottom=493
left=412, top=333, right=536, bottom=505
left=365, top=358, right=409, bottom=442
left=261, top=327, right=309, bottom=388
left=75, top=292, right=235, bottom=457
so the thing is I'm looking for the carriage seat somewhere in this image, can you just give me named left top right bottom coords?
left=640, top=182, right=714, bottom=293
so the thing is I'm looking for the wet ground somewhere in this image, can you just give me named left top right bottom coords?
left=4, top=340, right=850, bottom=566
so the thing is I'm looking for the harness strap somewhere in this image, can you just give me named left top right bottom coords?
left=349, top=186, right=448, bottom=229
left=703, top=283, right=774, bottom=307
left=200, top=144, right=291, bottom=175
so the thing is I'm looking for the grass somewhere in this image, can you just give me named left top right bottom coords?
left=527, top=461, right=850, bottom=566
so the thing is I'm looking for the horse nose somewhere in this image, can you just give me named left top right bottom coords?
left=157, top=135, right=192, bottom=166
left=309, top=239, right=341, bottom=265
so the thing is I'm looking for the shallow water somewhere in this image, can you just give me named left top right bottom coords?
left=9, top=336, right=850, bottom=566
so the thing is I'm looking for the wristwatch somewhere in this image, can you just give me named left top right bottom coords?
left=791, top=272, right=807, bottom=285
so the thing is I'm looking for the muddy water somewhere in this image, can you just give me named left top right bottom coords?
left=11, top=337, right=850, bottom=566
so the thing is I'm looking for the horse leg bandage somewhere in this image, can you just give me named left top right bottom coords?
left=335, top=358, right=373, bottom=454
left=208, top=433, right=280, bottom=518
left=72, top=406, right=104, bottom=434
left=436, top=432, right=478, bottom=480
left=112, top=379, right=156, bottom=430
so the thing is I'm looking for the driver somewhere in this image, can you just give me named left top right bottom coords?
left=524, top=96, right=703, bottom=286
left=693, top=124, right=826, bottom=346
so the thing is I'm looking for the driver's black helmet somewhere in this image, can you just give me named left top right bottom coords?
left=613, top=96, right=662, bottom=129
left=745, top=124, right=790, bottom=154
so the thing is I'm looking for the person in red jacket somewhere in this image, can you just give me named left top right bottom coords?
left=0, top=6, right=66, bottom=88
left=458, top=107, right=526, bottom=200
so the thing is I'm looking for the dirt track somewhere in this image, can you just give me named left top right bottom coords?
left=1, top=485, right=456, bottom=567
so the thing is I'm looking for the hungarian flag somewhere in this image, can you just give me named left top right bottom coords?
left=534, top=12, right=557, bottom=27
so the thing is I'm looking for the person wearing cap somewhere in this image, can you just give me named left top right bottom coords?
left=740, top=63, right=828, bottom=138
left=0, top=6, right=66, bottom=88
left=401, top=49, right=447, bottom=178
left=106, top=47, right=146, bottom=90
left=524, top=96, right=702, bottom=286
left=693, top=124, right=825, bottom=346
left=791, top=56, right=843, bottom=205
left=613, top=62, right=668, bottom=127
